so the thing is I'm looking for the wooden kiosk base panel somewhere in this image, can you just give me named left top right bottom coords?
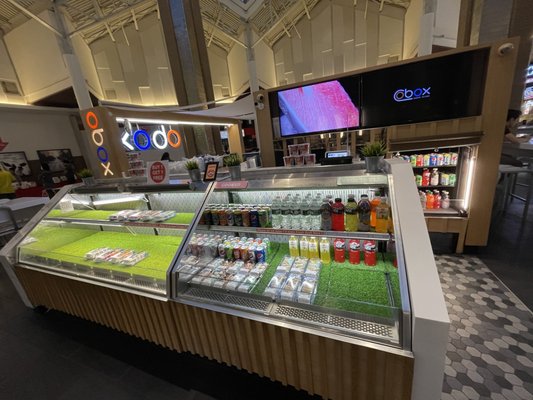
left=16, top=267, right=414, bottom=400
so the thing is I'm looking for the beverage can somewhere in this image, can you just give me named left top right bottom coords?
left=449, top=173, right=456, bottom=186
left=226, top=209, right=235, bottom=226
left=233, top=246, right=241, bottom=260
left=429, top=153, right=437, bottom=166
left=248, top=245, right=257, bottom=263
left=234, top=209, right=243, bottom=226
left=211, top=208, right=220, bottom=225
left=363, top=240, right=377, bottom=266
left=437, top=154, right=444, bottom=166
left=333, top=238, right=346, bottom=263
left=258, top=209, right=268, bottom=227
left=440, top=173, right=449, bottom=186
left=416, top=154, right=424, bottom=167
left=348, top=239, right=360, bottom=264
left=225, top=244, right=234, bottom=260
left=218, top=243, right=226, bottom=258
left=443, top=153, right=451, bottom=165
left=415, top=175, right=423, bottom=186
left=250, top=209, right=260, bottom=227
left=410, top=155, right=417, bottom=166
left=240, top=245, right=249, bottom=261
left=255, top=246, right=266, bottom=263
left=450, top=152, right=458, bottom=165
left=423, top=154, right=430, bottom=166
left=242, top=208, right=250, bottom=227
left=219, top=209, right=228, bottom=226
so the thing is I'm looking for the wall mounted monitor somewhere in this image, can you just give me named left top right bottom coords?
left=361, top=49, right=489, bottom=128
left=271, top=77, right=362, bottom=138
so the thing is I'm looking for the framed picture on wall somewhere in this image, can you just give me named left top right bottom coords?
left=37, top=148, right=74, bottom=172
left=0, top=151, right=32, bottom=183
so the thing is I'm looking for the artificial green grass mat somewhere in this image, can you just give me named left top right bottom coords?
left=21, top=225, right=97, bottom=252
left=46, top=209, right=194, bottom=225
left=20, top=227, right=183, bottom=280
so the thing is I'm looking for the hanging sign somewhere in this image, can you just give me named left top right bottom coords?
left=84, top=111, right=114, bottom=176
left=121, top=126, right=182, bottom=151
left=147, top=161, right=169, bottom=184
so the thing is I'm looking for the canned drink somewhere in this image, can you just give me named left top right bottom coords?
left=234, top=209, right=243, bottom=226
left=242, top=208, right=251, bottom=227
left=429, top=153, right=437, bottom=166
left=250, top=209, right=260, bottom=227
left=202, top=208, right=212, bottom=225
left=437, top=154, right=444, bottom=166
left=240, top=245, right=249, bottom=262
left=416, top=154, right=424, bottom=167
left=262, top=238, right=270, bottom=251
left=255, top=246, right=266, bottom=263
left=440, top=173, right=449, bottom=186
left=443, top=153, right=451, bottom=166
left=225, top=244, right=234, bottom=260
left=450, top=152, right=458, bottom=165
left=410, top=155, right=417, bottom=167
left=423, top=154, right=430, bottom=166
left=415, top=175, right=423, bottom=186
left=233, top=246, right=241, bottom=260
left=449, top=173, right=456, bottom=186
left=218, top=243, right=226, bottom=258
left=211, top=208, right=220, bottom=225
left=226, top=209, right=235, bottom=226
left=248, top=245, right=256, bottom=263
left=258, top=209, right=268, bottom=227
left=219, top=209, right=227, bottom=226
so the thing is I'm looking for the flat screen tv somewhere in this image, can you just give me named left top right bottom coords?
left=271, top=77, right=362, bottom=137
left=361, top=49, right=489, bottom=128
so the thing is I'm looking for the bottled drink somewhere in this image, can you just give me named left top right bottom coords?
left=320, top=198, right=332, bottom=230
left=271, top=196, right=282, bottom=228
left=345, top=194, right=358, bottom=231
left=310, top=196, right=322, bottom=230
left=348, top=239, right=360, bottom=264
left=426, top=191, right=434, bottom=209
left=433, top=190, right=441, bottom=209
left=300, top=236, right=309, bottom=258
left=331, top=198, right=345, bottom=231
left=363, top=240, right=377, bottom=266
left=333, top=238, right=346, bottom=262
left=375, top=196, right=389, bottom=233
left=308, top=237, right=319, bottom=259
left=326, top=195, right=333, bottom=205
left=319, top=237, right=331, bottom=263
left=357, top=194, right=371, bottom=232
left=291, top=194, right=302, bottom=229
left=419, top=191, right=426, bottom=210
left=430, top=168, right=439, bottom=186
left=301, top=197, right=312, bottom=229
left=281, top=194, right=292, bottom=228
left=289, top=235, right=299, bottom=257
left=441, top=191, right=450, bottom=209
left=370, top=192, right=381, bottom=228
left=422, top=168, right=430, bottom=186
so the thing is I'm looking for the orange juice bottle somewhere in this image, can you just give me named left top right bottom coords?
left=375, top=197, right=389, bottom=233
left=370, top=192, right=381, bottom=228
left=319, top=237, right=331, bottom=263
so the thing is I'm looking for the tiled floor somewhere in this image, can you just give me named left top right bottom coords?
left=437, top=255, right=533, bottom=400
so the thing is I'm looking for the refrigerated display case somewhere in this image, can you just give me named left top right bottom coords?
left=0, top=162, right=449, bottom=400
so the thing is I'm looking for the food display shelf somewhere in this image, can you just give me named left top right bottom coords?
left=45, top=217, right=190, bottom=230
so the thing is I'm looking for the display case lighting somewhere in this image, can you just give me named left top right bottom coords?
left=92, top=195, right=146, bottom=206
left=462, top=156, right=476, bottom=210
left=116, top=117, right=232, bottom=127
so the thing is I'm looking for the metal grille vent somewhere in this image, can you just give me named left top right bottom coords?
left=274, top=305, right=394, bottom=338
left=185, top=287, right=270, bottom=312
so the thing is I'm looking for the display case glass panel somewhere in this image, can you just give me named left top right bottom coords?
left=172, top=174, right=406, bottom=346
left=16, top=185, right=208, bottom=296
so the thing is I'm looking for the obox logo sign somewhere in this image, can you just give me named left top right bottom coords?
left=393, top=87, right=431, bottom=103
left=85, top=111, right=114, bottom=176
left=121, top=127, right=182, bottom=151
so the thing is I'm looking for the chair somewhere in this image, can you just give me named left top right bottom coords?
left=498, top=164, right=533, bottom=219
left=0, top=206, right=20, bottom=246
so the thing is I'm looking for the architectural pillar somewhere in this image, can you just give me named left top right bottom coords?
left=158, top=0, right=222, bottom=156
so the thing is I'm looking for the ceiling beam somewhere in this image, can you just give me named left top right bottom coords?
left=4, top=0, right=63, bottom=37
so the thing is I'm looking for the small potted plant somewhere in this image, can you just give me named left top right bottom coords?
left=360, top=141, right=387, bottom=173
left=185, top=160, right=201, bottom=182
left=224, top=153, right=242, bottom=181
left=77, top=168, right=95, bottom=186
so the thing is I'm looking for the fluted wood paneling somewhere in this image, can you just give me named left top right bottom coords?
left=15, top=267, right=413, bottom=400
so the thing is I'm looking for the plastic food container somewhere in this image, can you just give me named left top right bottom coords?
left=304, top=154, right=316, bottom=165
left=288, top=144, right=299, bottom=156
left=283, top=156, right=293, bottom=167
left=299, top=143, right=310, bottom=155
left=294, top=155, right=304, bottom=166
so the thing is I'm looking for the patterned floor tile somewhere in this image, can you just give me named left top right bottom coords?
left=438, top=255, right=533, bottom=400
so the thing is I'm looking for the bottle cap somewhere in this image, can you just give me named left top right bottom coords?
left=335, top=198, right=342, bottom=202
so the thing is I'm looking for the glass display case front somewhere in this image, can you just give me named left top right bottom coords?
left=172, top=173, right=408, bottom=347
left=16, top=184, right=207, bottom=296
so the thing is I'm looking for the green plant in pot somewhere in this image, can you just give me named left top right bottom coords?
left=361, top=141, right=387, bottom=173
left=185, top=160, right=201, bottom=182
left=224, top=153, right=242, bottom=181
left=77, top=168, right=95, bottom=186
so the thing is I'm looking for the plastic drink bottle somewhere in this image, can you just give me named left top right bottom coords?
left=281, top=194, right=291, bottom=228
left=441, top=191, right=450, bottom=209
left=331, top=198, right=345, bottom=231
left=345, top=194, right=358, bottom=231
left=363, top=240, right=377, bottom=266
left=301, top=197, right=311, bottom=229
left=348, top=239, right=360, bottom=264
left=320, top=198, right=332, bottom=230
left=419, top=191, right=426, bottom=209
left=300, top=236, right=309, bottom=258
left=357, top=194, right=371, bottom=232
left=271, top=196, right=282, bottom=228
left=333, top=238, right=346, bottom=262
left=430, top=168, right=439, bottom=186
left=289, top=236, right=299, bottom=257
left=433, top=190, right=441, bottom=209
left=326, top=195, right=333, bottom=204
left=311, top=196, right=322, bottom=230
left=308, top=237, right=319, bottom=259
left=422, top=169, right=430, bottom=186
left=375, top=196, right=389, bottom=233
left=370, top=192, right=381, bottom=228
left=426, top=191, right=434, bottom=209
left=291, top=194, right=302, bottom=229
left=319, top=237, right=331, bottom=263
